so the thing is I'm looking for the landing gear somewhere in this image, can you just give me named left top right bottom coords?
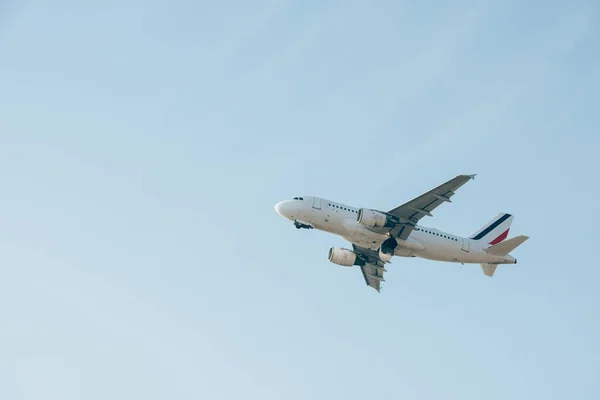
left=294, top=220, right=313, bottom=230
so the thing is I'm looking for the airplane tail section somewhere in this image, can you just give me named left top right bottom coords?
left=472, top=214, right=528, bottom=278
left=480, top=235, right=529, bottom=277
left=480, top=264, right=498, bottom=277
left=486, top=235, right=529, bottom=256
left=470, top=213, right=513, bottom=245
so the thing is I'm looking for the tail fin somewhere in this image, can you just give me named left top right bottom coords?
left=470, top=213, right=513, bottom=245
left=486, top=235, right=529, bottom=256
left=481, top=235, right=529, bottom=277
left=480, top=264, right=498, bottom=277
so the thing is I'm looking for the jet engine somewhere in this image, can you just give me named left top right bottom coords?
left=378, top=249, right=393, bottom=263
left=357, top=208, right=395, bottom=228
left=328, top=247, right=359, bottom=267
left=378, top=237, right=397, bottom=262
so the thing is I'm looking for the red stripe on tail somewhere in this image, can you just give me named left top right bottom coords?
left=489, top=229, right=509, bottom=245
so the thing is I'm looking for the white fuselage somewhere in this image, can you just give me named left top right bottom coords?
left=275, top=196, right=516, bottom=265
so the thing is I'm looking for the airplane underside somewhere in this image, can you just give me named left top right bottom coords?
left=275, top=174, right=528, bottom=291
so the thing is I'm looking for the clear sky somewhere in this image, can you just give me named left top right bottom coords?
left=1, top=1, right=599, bottom=399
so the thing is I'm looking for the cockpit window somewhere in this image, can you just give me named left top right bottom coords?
left=292, top=197, right=304, bottom=200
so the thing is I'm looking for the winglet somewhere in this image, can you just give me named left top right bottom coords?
left=468, top=174, right=477, bottom=180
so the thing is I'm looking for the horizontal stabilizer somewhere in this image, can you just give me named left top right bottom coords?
left=480, top=263, right=498, bottom=277
left=486, top=235, right=529, bottom=256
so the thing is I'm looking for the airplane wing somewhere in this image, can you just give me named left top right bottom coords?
left=386, top=174, right=476, bottom=240
left=352, top=244, right=388, bottom=292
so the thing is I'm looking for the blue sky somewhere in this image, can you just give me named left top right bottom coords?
left=0, top=1, right=599, bottom=399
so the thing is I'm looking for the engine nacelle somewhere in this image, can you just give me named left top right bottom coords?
left=378, top=237, right=396, bottom=262
left=378, top=249, right=393, bottom=262
left=328, top=247, right=358, bottom=267
left=357, top=208, right=394, bottom=228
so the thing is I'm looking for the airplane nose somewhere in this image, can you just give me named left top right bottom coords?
left=274, top=201, right=284, bottom=216
left=275, top=200, right=294, bottom=219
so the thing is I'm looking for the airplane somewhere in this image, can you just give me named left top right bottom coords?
left=274, top=174, right=529, bottom=292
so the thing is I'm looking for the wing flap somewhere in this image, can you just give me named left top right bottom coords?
left=360, top=263, right=385, bottom=292
left=353, top=244, right=388, bottom=292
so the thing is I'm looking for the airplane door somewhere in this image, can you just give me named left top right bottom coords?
left=312, top=197, right=322, bottom=210
left=461, top=238, right=470, bottom=252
